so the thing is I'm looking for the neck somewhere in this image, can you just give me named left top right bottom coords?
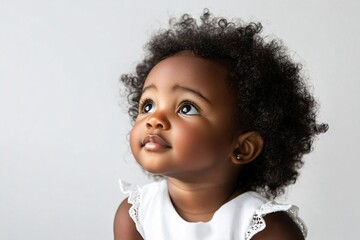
left=166, top=177, right=240, bottom=222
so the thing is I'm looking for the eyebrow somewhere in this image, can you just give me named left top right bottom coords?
left=172, top=84, right=211, bottom=104
left=142, top=84, right=157, bottom=94
left=141, top=84, right=211, bottom=104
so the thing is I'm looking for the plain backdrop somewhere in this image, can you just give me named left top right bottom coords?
left=1, top=0, right=359, bottom=239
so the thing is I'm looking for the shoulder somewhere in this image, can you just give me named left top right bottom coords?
left=113, top=198, right=143, bottom=240
left=251, top=211, right=305, bottom=240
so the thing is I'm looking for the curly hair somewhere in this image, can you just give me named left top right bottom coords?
left=120, top=9, right=328, bottom=198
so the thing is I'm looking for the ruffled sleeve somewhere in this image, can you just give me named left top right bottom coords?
left=245, top=201, right=308, bottom=240
left=119, top=179, right=145, bottom=238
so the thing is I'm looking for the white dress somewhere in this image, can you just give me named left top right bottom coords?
left=120, top=179, right=307, bottom=240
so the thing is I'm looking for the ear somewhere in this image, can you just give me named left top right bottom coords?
left=231, top=131, right=264, bottom=165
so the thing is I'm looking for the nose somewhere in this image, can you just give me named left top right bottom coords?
left=146, top=111, right=170, bottom=130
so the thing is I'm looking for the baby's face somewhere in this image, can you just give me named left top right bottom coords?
left=130, top=53, right=240, bottom=180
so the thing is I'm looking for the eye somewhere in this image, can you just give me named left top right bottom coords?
left=140, top=99, right=155, bottom=114
left=179, top=101, right=200, bottom=115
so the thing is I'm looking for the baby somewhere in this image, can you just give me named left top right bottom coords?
left=114, top=9, right=327, bottom=240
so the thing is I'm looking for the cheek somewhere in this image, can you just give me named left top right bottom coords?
left=172, top=122, right=226, bottom=162
left=129, top=122, right=142, bottom=159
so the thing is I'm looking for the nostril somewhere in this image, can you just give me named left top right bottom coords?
left=146, top=114, right=169, bottom=129
left=146, top=122, right=153, bottom=129
left=156, top=122, right=164, bottom=128
left=146, top=119, right=165, bottom=129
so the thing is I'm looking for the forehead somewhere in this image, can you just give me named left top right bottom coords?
left=143, top=54, right=230, bottom=91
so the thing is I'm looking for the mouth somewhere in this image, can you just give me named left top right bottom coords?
left=141, top=135, right=172, bottom=151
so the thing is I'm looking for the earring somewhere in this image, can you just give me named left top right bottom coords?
left=236, top=154, right=241, bottom=160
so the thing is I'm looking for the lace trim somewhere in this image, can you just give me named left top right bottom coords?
left=119, top=180, right=144, bottom=237
left=245, top=201, right=308, bottom=240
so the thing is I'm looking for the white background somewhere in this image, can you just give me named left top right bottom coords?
left=1, top=0, right=359, bottom=239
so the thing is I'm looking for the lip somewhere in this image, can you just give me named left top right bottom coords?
left=141, top=135, right=172, bottom=151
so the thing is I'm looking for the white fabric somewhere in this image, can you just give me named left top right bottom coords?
left=120, top=179, right=307, bottom=240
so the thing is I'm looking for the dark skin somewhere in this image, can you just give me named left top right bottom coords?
left=252, top=212, right=305, bottom=240
left=114, top=199, right=143, bottom=240
left=114, top=53, right=305, bottom=240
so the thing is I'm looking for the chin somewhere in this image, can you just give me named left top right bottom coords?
left=137, top=160, right=167, bottom=175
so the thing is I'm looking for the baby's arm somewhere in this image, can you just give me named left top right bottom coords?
left=251, top=212, right=305, bottom=240
left=113, top=198, right=144, bottom=240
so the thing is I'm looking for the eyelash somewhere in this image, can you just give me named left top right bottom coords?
left=138, top=98, right=154, bottom=114
left=178, top=100, right=201, bottom=114
left=138, top=99, right=201, bottom=114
